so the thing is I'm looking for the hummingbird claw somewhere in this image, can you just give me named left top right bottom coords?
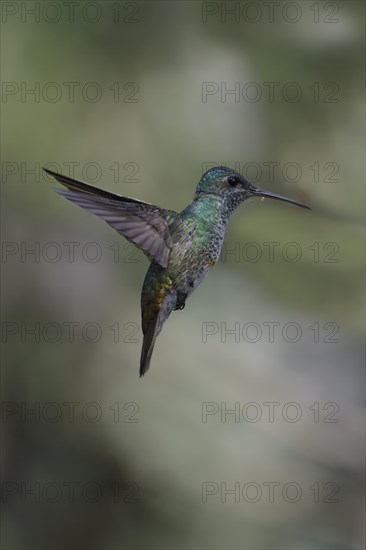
left=174, top=293, right=187, bottom=310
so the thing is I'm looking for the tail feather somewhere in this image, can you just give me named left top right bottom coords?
left=140, top=315, right=159, bottom=377
left=140, top=290, right=176, bottom=377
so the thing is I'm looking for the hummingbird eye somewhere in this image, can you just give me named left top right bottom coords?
left=227, top=175, right=240, bottom=186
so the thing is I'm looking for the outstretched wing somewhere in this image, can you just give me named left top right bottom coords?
left=45, top=168, right=181, bottom=268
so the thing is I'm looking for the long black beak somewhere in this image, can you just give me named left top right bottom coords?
left=250, top=186, right=311, bottom=210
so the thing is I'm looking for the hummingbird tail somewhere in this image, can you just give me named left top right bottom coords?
left=139, top=318, right=159, bottom=377
left=140, top=290, right=176, bottom=377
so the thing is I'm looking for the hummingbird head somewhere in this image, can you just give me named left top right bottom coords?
left=195, top=166, right=310, bottom=211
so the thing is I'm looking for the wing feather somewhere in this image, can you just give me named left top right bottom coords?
left=46, top=169, right=181, bottom=268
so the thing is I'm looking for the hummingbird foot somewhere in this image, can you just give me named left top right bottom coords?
left=174, top=293, right=187, bottom=311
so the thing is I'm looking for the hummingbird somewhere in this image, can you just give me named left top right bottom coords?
left=44, top=166, right=310, bottom=376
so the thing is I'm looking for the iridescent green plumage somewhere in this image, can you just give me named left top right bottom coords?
left=45, top=166, right=310, bottom=376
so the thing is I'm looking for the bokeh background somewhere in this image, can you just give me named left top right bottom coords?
left=1, top=1, right=365, bottom=548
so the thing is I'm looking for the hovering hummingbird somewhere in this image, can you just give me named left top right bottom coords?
left=44, top=166, right=310, bottom=376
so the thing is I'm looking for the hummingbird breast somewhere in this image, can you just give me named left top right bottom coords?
left=169, top=207, right=227, bottom=297
left=141, top=195, right=228, bottom=315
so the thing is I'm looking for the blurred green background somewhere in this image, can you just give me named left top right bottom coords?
left=1, top=1, right=365, bottom=549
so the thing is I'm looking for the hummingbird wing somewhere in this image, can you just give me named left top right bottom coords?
left=45, top=169, right=182, bottom=268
